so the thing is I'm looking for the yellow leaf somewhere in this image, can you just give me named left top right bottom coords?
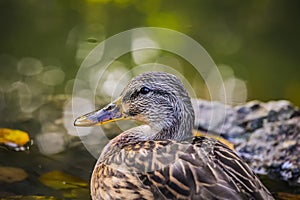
left=61, top=188, right=90, bottom=199
left=0, top=128, right=30, bottom=150
left=0, top=167, right=28, bottom=183
left=39, top=171, right=88, bottom=190
left=193, top=130, right=235, bottom=150
left=70, top=188, right=90, bottom=199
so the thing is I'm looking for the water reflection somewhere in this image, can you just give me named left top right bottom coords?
left=39, top=67, right=65, bottom=86
left=17, top=57, right=43, bottom=76
left=36, top=132, right=66, bottom=155
left=131, top=33, right=160, bottom=65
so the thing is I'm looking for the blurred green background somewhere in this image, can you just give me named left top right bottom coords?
left=0, top=1, right=300, bottom=198
left=0, top=0, right=299, bottom=106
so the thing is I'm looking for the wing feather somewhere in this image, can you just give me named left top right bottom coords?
left=92, top=137, right=274, bottom=200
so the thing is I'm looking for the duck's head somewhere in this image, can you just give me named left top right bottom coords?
left=74, top=71, right=195, bottom=141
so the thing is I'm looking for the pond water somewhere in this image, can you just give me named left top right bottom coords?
left=0, top=110, right=299, bottom=199
left=1, top=134, right=300, bottom=200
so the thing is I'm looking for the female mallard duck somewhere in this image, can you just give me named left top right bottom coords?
left=74, top=72, right=274, bottom=200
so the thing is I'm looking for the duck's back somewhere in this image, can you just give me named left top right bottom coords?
left=91, top=137, right=274, bottom=200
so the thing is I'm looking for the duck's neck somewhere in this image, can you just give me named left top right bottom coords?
left=100, top=97, right=195, bottom=159
left=151, top=104, right=194, bottom=141
left=100, top=108, right=194, bottom=160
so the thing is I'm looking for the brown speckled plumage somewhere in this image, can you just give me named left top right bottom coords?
left=74, top=72, right=274, bottom=200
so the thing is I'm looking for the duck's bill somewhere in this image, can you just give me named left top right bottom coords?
left=74, top=97, right=126, bottom=127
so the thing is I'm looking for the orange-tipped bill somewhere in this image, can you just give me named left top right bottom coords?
left=74, top=97, right=126, bottom=127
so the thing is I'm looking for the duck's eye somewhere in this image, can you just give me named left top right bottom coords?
left=140, top=87, right=151, bottom=95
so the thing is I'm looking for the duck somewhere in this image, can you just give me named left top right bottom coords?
left=74, top=71, right=274, bottom=200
